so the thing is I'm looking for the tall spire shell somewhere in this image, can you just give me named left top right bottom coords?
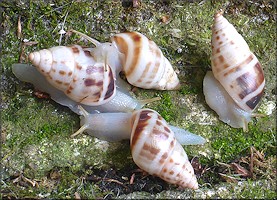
left=130, top=109, right=198, bottom=189
left=211, top=12, right=265, bottom=112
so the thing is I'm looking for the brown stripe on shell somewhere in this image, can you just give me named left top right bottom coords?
left=237, top=62, right=264, bottom=100
left=170, top=140, right=174, bottom=147
left=125, top=32, right=142, bottom=76
left=147, top=41, right=162, bottom=85
left=153, top=50, right=161, bottom=72
left=139, top=150, right=156, bottom=161
left=152, top=129, right=169, bottom=140
left=55, top=80, right=63, bottom=84
left=246, top=90, right=264, bottom=110
left=137, top=62, right=151, bottom=83
left=164, top=126, right=171, bottom=133
left=71, top=46, right=80, bottom=54
left=104, top=68, right=115, bottom=100
left=66, top=86, right=74, bottom=94
left=86, top=65, right=104, bottom=75
left=76, top=65, right=82, bottom=70
left=131, top=110, right=152, bottom=147
left=142, top=143, right=160, bottom=155
left=93, top=91, right=101, bottom=98
left=223, top=54, right=254, bottom=77
left=156, top=120, right=162, bottom=126
left=159, top=152, right=168, bottom=164
left=59, top=70, right=66, bottom=75
left=113, top=35, right=129, bottom=58
left=96, top=81, right=103, bottom=86
left=84, top=78, right=96, bottom=87
left=218, top=55, right=225, bottom=63
left=83, top=50, right=92, bottom=57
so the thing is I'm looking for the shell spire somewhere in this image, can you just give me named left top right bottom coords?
left=211, top=12, right=265, bottom=113
left=130, top=109, right=198, bottom=189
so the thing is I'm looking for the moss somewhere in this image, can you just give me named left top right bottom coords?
left=1, top=0, right=276, bottom=199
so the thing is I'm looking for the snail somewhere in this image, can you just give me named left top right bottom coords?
left=28, top=44, right=116, bottom=106
left=73, top=105, right=206, bottom=189
left=12, top=63, right=160, bottom=114
left=203, top=11, right=265, bottom=131
left=69, top=30, right=181, bottom=90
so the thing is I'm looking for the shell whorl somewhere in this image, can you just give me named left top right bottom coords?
left=29, top=45, right=116, bottom=106
left=111, top=32, right=180, bottom=90
left=211, top=12, right=265, bottom=112
left=130, top=109, right=198, bottom=189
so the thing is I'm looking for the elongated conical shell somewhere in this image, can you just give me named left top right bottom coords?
left=28, top=45, right=116, bottom=106
left=111, top=32, right=180, bottom=90
left=130, top=109, right=198, bottom=189
left=211, top=12, right=265, bottom=112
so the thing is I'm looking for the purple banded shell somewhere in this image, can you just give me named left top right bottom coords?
left=111, top=32, right=181, bottom=90
left=28, top=45, right=115, bottom=106
left=130, top=109, right=198, bottom=189
left=211, top=12, right=265, bottom=112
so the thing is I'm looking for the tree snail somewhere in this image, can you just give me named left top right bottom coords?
left=72, top=106, right=206, bottom=189
left=70, top=30, right=181, bottom=90
left=12, top=64, right=160, bottom=114
left=28, top=45, right=116, bottom=106
left=203, top=11, right=265, bottom=132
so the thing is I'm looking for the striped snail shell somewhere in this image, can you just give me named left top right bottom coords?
left=111, top=32, right=181, bottom=90
left=28, top=45, right=116, bottom=106
left=130, top=109, right=199, bottom=189
left=203, top=11, right=265, bottom=131
left=69, top=30, right=181, bottom=90
left=72, top=106, right=205, bottom=189
left=12, top=63, right=160, bottom=114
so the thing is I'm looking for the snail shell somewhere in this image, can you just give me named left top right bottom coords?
left=130, top=109, right=198, bottom=189
left=73, top=106, right=205, bottom=189
left=12, top=63, right=159, bottom=114
left=69, top=30, right=181, bottom=90
left=203, top=11, right=265, bottom=131
left=28, top=45, right=116, bottom=106
left=111, top=32, right=181, bottom=90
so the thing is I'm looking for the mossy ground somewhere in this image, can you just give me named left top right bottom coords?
left=1, top=0, right=276, bottom=199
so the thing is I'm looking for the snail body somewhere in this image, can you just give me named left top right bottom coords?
left=70, top=30, right=181, bottom=90
left=73, top=106, right=206, bottom=189
left=12, top=64, right=158, bottom=114
left=28, top=45, right=116, bottom=106
left=203, top=12, right=265, bottom=131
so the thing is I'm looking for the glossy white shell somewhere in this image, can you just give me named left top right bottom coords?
left=72, top=106, right=205, bottom=189
left=12, top=64, right=149, bottom=114
left=68, top=30, right=180, bottom=91
left=211, top=12, right=265, bottom=113
left=111, top=32, right=181, bottom=90
left=204, top=12, right=265, bottom=131
left=130, top=109, right=199, bottom=189
left=28, top=45, right=116, bottom=106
